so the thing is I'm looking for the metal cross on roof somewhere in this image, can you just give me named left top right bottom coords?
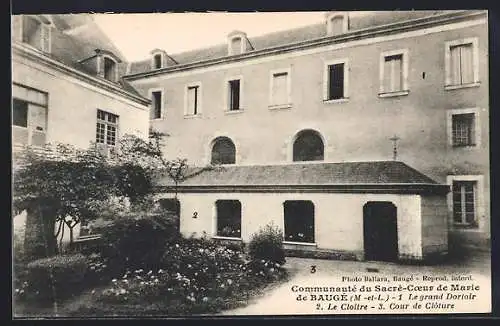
left=389, top=135, right=400, bottom=161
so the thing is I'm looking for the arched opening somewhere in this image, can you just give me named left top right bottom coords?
left=211, top=136, right=236, bottom=165
left=363, top=201, right=398, bottom=262
left=283, top=200, right=315, bottom=243
left=292, top=129, right=324, bottom=162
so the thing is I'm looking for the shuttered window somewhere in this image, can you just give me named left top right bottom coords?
left=450, top=43, right=474, bottom=85
left=271, top=72, right=289, bottom=106
left=383, top=54, right=403, bottom=93
left=12, top=84, right=48, bottom=146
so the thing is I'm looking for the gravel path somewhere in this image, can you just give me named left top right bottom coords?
left=220, top=251, right=491, bottom=316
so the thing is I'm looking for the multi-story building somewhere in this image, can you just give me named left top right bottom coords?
left=11, top=14, right=150, bottom=155
left=11, top=14, right=151, bottom=244
left=124, top=11, right=489, bottom=259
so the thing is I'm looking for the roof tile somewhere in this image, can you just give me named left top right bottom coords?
left=157, top=161, right=439, bottom=187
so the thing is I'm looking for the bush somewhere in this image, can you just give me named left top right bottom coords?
left=248, top=223, right=286, bottom=266
left=19, top=253, right=87, bottom=304
left=99, top=212, right=180, bottom=275
left=84, top=236, right=288, bottom=315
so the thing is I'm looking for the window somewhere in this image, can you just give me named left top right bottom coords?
left=153, top=54, right=162, bottom=69
left=21, top=15, right=50, bottom=52
left=13, top=99, right=28, bottom=128
left=150, top=90, right=163, bottom=119
left=452, top=113, right=475, bottom=146
left=103, top=57, right=116, bottom=82
left=185, top=83, right=202, bottom=116
left=228, top=79, right=241, bottom=111
left=269, top=68, right=291, bottom=108
left=447, top=175, right=483, bottom=229
left=379, top=49, right=409, bottom=97
left=324, top=59, right=349, bottom=101
left=447, top=108, right=480, bottom=147
left=227, top=32, right=248, bottom=55
left=452, top=181, right=477, bottom=226
left=12, top=83, right=48, bottom=146
left=293, top=130, right=324, bottom=162
left=328, top=16, right=346, bottom=35
left=445, top=38, right=479, bottom=89
left=211, top=136, right=236, bottom=165
left=231, top=37, right=242, bottom=55
left=284, top=200, right=315, bottom=243
left=215, top=200, right=241, bottom=238
left=96, top=109, right=118, bottom=146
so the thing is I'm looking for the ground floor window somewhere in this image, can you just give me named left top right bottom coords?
left=283, top=200, right=315, bottom=243
left=215, top=200, right=241, bottom=238
left=452, top=180, right=477, bottom=226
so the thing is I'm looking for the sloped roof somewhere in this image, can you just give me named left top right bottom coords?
left=128, top=10, right=461, bottom=75
left=19, top=14, right=145, bottom=100
left=157, top=161, right=440, bottom=187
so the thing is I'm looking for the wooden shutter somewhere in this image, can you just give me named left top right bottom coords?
left=460, top=44, right=474, bottom=84
left=272, top=73, right=288, bottom=106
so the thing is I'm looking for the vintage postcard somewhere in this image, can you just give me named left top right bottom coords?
left=11, top=10, right=492, bottom=318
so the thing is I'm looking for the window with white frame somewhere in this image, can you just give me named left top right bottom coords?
left=324, top=59, right=349, bottom=101
left=12, top=83, right=48, bottom=146
left=226, top=77, right=242, bottom=111
left=452, top=180, right=477, bottom=226
left=150, top=90, right=163, bottom=119
left=447, top=108, right=480, bottom=147
left=21, top=15, right=51, bottom=53
left=445, top=38, right=479, bottom=88
left=379, top=49, right=409, bottom=96
left=215, top=200, right=241, bottom=238
left=185, top=83, right=202, bottom=116
left=452, top=113, right=475, bottom=146
left=96, top=109, right=118, bottom=146
left=269, top=68, right=291, bottom=108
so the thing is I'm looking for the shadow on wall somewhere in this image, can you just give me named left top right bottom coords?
left=447, top=230, right=490, bottom=264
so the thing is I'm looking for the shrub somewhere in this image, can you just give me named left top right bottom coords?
left=86, top=236, right=288, bottom=315
left=20, top=253, right=87, bottom=304
left=248, top=223, right=286, bottom=266
left=99, top=212, right=180, bottom=274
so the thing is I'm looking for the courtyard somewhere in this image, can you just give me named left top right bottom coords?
left=221, top=249, right=492, bottom=316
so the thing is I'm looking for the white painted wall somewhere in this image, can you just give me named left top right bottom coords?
left=159, top=192, right=424, bottom=259
left=421, top=195, right=449, bottom=256
left=12, top=55, right=150, bottom=149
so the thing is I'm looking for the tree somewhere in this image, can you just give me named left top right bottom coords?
left=12, top=140, right=152, bottom=259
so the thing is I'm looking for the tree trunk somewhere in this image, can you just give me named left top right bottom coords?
left=24, top=201, right=58, bottom=260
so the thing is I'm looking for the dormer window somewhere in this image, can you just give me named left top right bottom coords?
left=231, top=37, right=243, bottom=55
left=103, top=56, right=117, bottom=82
left=326, top=12, right=349, bottom=36
left=153, top=54, right=162, bottom=69
left=150, top=49, right=169, bottom=70
left=227, top=31, right=249, bottom=56
left=21, top=15, right=51, bottom=53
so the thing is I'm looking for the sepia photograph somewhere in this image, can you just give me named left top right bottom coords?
left=11, top=10, right=492, bottom=318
